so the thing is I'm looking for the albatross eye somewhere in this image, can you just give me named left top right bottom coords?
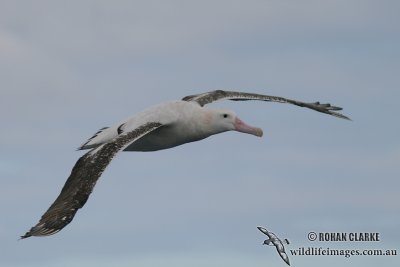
left=222, top=114, right=228, bottom=118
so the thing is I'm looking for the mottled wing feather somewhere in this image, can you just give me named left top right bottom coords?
left=182, top=90, right=228, bottom=105
left=182, top=90, right=350, bottom=120
left=21, top=122, right=163, bottom=239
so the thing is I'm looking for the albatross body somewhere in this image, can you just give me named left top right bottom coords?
left=79, top=100, right=262, bottom=152
left=21, top=90, right=349, bottom=239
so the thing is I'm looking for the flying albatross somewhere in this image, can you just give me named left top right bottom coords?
left=257, top=226, right=291, bottom=266
left=21, top=90, right=349, bottom=238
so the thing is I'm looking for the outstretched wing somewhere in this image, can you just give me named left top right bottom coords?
left=21, top=122, right=163, bottom=239
left=182, top=90, right=350, bottom=120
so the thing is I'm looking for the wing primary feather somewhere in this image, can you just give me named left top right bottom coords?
left=21, top=122, right=163, bottom=239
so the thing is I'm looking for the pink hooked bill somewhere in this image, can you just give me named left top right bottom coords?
left=234, top=117, right=263, bottom=137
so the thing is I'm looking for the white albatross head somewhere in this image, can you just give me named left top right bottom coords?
left=208, top=109, right=263, bottom=137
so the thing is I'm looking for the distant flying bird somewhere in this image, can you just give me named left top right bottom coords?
left=21, top=90, right=349, bottom=239
left=257, top=226, right=291, bottom=266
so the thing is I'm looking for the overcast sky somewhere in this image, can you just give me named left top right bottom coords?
left=1, top=1, right=399, bottom=266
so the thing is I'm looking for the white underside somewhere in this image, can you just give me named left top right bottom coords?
left=80, top=101, right=224, bottom=152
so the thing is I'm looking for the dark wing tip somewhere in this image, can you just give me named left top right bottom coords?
left=21, top=209, right=76, bottom=239
left=21, top=225, right=61, bottom=239
left=21, top=222, right=65, bottom=239
left=257, top=226, right=268, bottom=234
left=304, top=102, right=351, bottom=120
left=20, top=233, right=31, bottom=239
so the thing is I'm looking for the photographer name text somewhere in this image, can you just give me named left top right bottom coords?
left=318, top=232, right=380, bottom=242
